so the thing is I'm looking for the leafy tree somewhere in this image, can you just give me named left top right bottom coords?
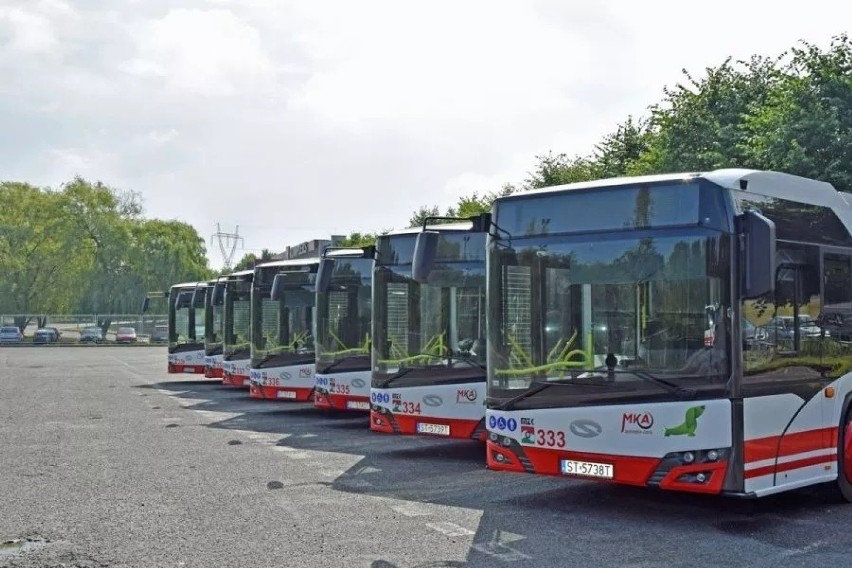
left=0, top=177, right=214, bottom=321
left=742, top=34, right=852, bottom=191
left=336, top=232, right=376, bottom=247
left=0, top=182, right=87, bottom=327
left=524, top=152, right=598, bottom=189
left=408, top=205, right=442, bottom=228
left=233, top=249, right=276, bottom=272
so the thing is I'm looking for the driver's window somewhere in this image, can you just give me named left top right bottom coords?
left=743, top=245, right=824, bottom=383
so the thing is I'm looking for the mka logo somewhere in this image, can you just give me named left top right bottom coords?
left=456, top=388, right=477, bottom=403
left=621, top=411, right=654, bottom=434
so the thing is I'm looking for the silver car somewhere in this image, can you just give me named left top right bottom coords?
left=0, top=326, right=23, bottom=344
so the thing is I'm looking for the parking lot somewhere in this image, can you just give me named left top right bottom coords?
left=1, top=348, right=850, bottom=567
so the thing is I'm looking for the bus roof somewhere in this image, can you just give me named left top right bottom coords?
left=497, top=169, right=852, bottom=234
left=323, top=247, right=374, bottom=259
left=255, top=258, right=320, bottom=269
left=499, top=169, right=839, bottom=202
left=170, top=281, right=203, bottom=290
left=382, top=221, right=484, bottom=237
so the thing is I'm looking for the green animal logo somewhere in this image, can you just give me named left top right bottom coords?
left=664, top=405, right=705, bottom=437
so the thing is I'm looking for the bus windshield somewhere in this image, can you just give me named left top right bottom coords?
left=223, top=277, right=252, bottom=360
left=372, top=231, right=487, bottom=387
left=169, top=287, right=202, bottom=348
left=204, top=286, right=224, bottom=356
left=316, top=257, right=373, bottom=373
left=488, top=230, right=731, bottom=402
left=251, top=265, right=317, bottom=368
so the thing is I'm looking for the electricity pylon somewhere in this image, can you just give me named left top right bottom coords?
left=211, top=224, right=244, bottom=270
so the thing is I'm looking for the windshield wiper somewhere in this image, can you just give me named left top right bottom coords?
left=452, top=355, right=487, bottom=371
left=608, top=369, right=698, bottom=399
left=375, top=367, right=414, bottom=389
left=497, top=378, right=609, bottom=411
left=317, top=354, right=367, bottom=374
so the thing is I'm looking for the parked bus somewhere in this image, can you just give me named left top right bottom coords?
left=201, top=279, right=225, bottom=378
left=479, top=169, right=852, bottom=501
left=249, top=259, right=319, bottom=401
left=167, top=282, right=207, bottom=374
left=220, top=269, right=254, bottom=387
left=370, top=215, right=489, bottom=439
left=313, top=246, right=375, bottom=412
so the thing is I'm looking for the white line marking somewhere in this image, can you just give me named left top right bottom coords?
left=426, top=522, right=475, bottom=537
left=392, top=503, right=432, bottom=517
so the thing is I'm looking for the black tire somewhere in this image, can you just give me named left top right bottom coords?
left=836, top=404, right=852, bottom=503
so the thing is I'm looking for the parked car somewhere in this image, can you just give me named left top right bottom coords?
left=151, top=326, right=169, bottom=343
left=762, top=315, right=827, bottom=341
left=742, top=317, right=767, bottom=350
left=33, top=328, right=60, bottom=344
left=80, top=327, right=104, bottom=344
left=0, top=326, right=23, bottom=344
left=820, top=310, right=852, bottom=341
left=115, top=327, right=138, bottom=344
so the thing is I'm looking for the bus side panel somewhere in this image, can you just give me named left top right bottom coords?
left=743, top=379, right=851, bottom=496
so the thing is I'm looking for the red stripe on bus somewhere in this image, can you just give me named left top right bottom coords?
left=744, top=452, right=837, bottom=479
left=744, top=427, right=837, bottom=463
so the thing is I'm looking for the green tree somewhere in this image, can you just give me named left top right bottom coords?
left=524, top=152, right=598, bottom=189
left=0, top=177, right=214, bottom=324
left=742, top=34, right=852, bottom=191
left=336, top=232, right=376, bottom=247
left=233, top=249, right=276, bottom=272
left=0, top=182, right=88, bottom=328
left=634, top=55, right=780, bottom=174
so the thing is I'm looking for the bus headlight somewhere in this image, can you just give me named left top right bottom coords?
left=682, top=452, right=695, bottom=464
left=706, top=450, right=719, bottom=462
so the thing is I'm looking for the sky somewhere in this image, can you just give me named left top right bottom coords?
left=1, top=0, right=849, bottom=270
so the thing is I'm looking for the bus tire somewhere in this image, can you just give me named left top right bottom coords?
left=836, top=404, right=852, bottom=503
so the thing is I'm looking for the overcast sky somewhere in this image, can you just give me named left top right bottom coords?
left=1, top=1, right=849, bottom=269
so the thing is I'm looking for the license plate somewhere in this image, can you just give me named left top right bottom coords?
left=346, top=401, right=370, bottom=410
left=561, top=459, right=614, bottom=479
left=277, top=391, right=297, bottom=399
left=416, top=422, right=450, bottom=436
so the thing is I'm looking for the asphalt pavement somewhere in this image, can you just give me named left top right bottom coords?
left=0, top=348, right=850, bottom=567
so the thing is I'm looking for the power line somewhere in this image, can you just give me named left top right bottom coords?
left=210, top=224, right=244, bottom=270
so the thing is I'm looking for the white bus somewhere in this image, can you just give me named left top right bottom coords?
left=167, top=282, right=207, bottom=374
left=371, top=216, right=489, bottom=440
left=249, top=259, right=319, bottom=401
left=219, top=270, right=254, bottom=387
left=313, top=246, right=375, bottom=412
left=477, top=169, right=851, bottom=501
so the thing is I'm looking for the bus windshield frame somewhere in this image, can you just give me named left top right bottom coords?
left=168, top=285, right=204, bottom=350
left=487, top=179, right=734, bottom=408
left=250, top=263, right=318, bottom=369
left=372, top=231, right=487, bottom=388
left=223, top=275, right=253, bottom=361
left=316, top=256, right=373, bottom=374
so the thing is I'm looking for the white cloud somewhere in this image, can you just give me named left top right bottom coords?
left=122, top=8, right=277, bottom=97
left=0, top=0, right=77, bottom=55
left=286, top=1, right=598, bottom=123
left=1, top=0, right=851, bottom=270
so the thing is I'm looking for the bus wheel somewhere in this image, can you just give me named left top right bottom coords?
left=838, top=406, right=852, bottom=503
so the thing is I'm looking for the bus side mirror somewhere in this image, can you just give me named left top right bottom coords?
left=316, top=258, right=335, bottom=293
left=742, top=210, right=776, bottom=299
left=412, top=231, right=440, bottom=283
left=191, top=288, right=206, bottom=308
left=175, top=292, right=191, bottom=309
left=140, top=297, right=150, bottom=313
left=211, top=283, right=225, bottom=305
left=271, top=273, right=285, bottom=301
